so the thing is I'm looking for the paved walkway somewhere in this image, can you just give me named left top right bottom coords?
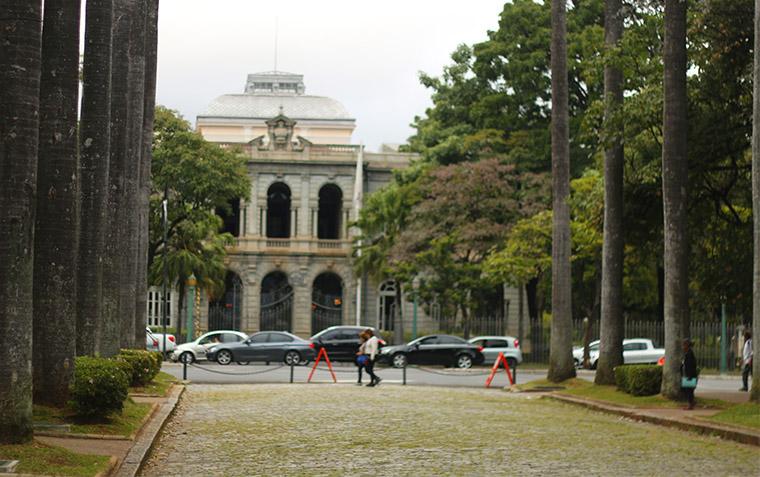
left=139, top=384, right=758, bottom=477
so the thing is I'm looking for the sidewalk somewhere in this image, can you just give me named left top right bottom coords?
left=548, top=393, right=759, bottom=447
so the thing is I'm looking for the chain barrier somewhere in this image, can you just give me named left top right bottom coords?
left=406, top=365, right=495, bottom=377
left=187, top=362, right=287, bottom=376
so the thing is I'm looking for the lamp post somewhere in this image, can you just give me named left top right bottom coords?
left=186, top=274, right=197, bottom=343
left=720, top=300, right=727, bottom=373
left=161, top=187, right=168, bottom=360
left=412, top=276, right=420, bottom=340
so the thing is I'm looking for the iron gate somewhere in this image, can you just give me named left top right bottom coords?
left=311, top=289, right=342, bottom=333
left=260, top=284, right=293, bottom=332
left=208, top=275, right=242, bottom=331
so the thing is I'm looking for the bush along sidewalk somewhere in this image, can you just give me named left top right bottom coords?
left=614, top=365, right=662, bottom=396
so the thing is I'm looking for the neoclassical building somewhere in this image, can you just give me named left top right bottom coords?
left=191, top=71, right=427, bottom=337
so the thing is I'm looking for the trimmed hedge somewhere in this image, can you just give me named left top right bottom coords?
left=614, top=364, right=662, bottom=396
left=70, top=356, right=130, bottom=418
left=117, top=349, right=160, bottom=386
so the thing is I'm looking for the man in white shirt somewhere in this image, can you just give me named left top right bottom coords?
left=740, top=330, right=752, bottom=392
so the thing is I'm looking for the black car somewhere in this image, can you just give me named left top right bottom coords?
left=309, top=326, right=384, bottom=362
left=379, top=334, right=485, bottom=369
left=206, top=331, right=315, bottom=366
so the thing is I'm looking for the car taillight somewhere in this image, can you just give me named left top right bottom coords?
left=477, top=346, right=484, bottom=352
left=309, top=342, right=315, bottom=349
left=657, top=356, right=665, bottom=366
left=168, top=336, right=175, bottom=343
left=514, top=339, right=520, bottom=348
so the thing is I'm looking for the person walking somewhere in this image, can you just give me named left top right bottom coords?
left=363, top=328, right=382, bottom=387
left=680, top=339, right=698, bottom=410
left=740, top=330, right=753, bottom=392
left=356, top=330, right=369, bottom=385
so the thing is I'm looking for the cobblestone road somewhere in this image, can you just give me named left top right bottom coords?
left=140, top=384, right=759, bottom=476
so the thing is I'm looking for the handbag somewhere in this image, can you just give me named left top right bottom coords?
left=681, top=377, right=698, bottom=389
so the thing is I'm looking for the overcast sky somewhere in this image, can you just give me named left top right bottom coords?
left=155, top=0, right=506, bottom=152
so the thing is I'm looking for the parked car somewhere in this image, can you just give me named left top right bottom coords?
left=146, top=327, right=176, bottom=354
left=572, top=338, right=665, bottom=369
left=206, top=331, right=316, bottom=366
left=468, top=336, right=522, bottom=369
left=170, top=330, right=248, bottom=364
left=309, top=326, right=385, bottom=362
left=379, top=334, right=485, bottom=369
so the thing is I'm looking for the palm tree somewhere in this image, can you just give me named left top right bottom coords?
left=0, top=0, right=42, bottom=444
left=119, top=0, right=147, bottom=348
left=135, top=0, right=160, bottom=347
left=595, top=0, right=625, bottom=385
left=78, top=0, right=113, bottom=357
left=660, top=0, right=689, bottom=400
left=101, top=0, right=133, bottom=357
left=751, top=0, right=760, bottom=403
left=547, top=0, right=576, bottom=382
left=33, top=0, right=81, bottom=407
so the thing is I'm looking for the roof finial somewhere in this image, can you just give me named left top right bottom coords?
left=279, top=105, right=284, bottom=115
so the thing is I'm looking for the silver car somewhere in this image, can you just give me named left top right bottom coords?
left=170, top=330, right=248, bottom=364
left=468, top=336, right=523, bottom=368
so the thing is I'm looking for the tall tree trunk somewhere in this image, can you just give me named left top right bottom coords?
left=751, top=0, right=760, bottom=403
left=33, top=0, right=81, bottom=407
left=661, top=0, right=689, bottom=400
left=101, top=0, right=132, bottom=357
left=119, top=0, right=147, bottom=348
left=135, top=0, right=159, bottom=348
left=596, top=0, right=625, bottom=385
left=77, top=0, right=113, bottom=357
left=548, top=0, right=576, bottom=382
left=393, top=281, right=404, bottom=344
left=0, top=0, right=42, bottom=444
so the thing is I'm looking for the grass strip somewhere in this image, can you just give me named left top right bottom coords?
left=706, top=403, right=760, bottom=430
left=0, top=440, right=110, bottom=477
left=130, top=371, right=177, bottom=396
left=34, top=398, right=153, bottom=437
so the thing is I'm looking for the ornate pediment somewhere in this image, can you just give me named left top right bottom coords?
left=250, top=112, right=312, bottom=152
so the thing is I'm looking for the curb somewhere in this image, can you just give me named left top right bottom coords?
left=547, top=393, right=760, bottom=447
left=112, top=385, right=185, bottom=477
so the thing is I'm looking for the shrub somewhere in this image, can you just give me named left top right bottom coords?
left=70, top=356, right=130, bottom=418
left=117, top=349, right=160, bottom=386
left=614, top=364, right=662, bottom=396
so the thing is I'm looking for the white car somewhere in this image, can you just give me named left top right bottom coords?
left=468, top=336, right=523, bottom=368
left=146, top=327, right=176, bottom=354
left=170, top=330, right=248, bottom=364
left=573, top=338, right=665, bottom=369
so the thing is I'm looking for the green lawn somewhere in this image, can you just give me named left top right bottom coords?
left=34, top=398, right=153, bottom=437
left=0, top=440, right=110, bottom=477
left=130, top=371, right=177, bottom=396
left=706, top=403, right=760, bottom=430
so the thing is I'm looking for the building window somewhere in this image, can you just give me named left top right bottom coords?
left=267, top=182, right=291, bottom=238
left=216, top=198, right=240, bottom=237
left=147, top=288, right=172, bottom=328
left=317, top=184, right=342, bottom=239
left=378, top=280, right=396, bottom=331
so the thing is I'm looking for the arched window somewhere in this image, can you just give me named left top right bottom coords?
left=267, top=182, right=290, bottom=238
left=317, top=184, right=342, bottom=239
left=377, top=280, right=396, bottom=331
left=311, top=272, right=343, bottom=332
left=260, top=271, right=293, bottom=332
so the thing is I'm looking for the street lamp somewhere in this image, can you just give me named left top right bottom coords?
left=412, top=276, right=420, bottom=340
left=161, top=187, right=168, bottom=360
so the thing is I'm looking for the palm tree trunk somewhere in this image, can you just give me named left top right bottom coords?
left=135, top=0, right=159, bottom=347
left=548, top=0, right=576, bottom=382
left=751, top=0, right=760, bottom=403
left=661, top=0, right=689, bottom=400
left=596, top=0, right=625, bottom=385
left=32, top=0, right=81, bottom=407
left=101, top=0, right=132, bottom=357
left=77, top=0, right=113, bottom=357
left=119, top=0, right=147, bottom=348
left=393, top=281, right=404, bottom=344
left=0, top=0, right=42, bottom=444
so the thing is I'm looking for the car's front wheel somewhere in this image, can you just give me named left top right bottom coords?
left=455, top=354, right=473, bottom=369
left=179, top=352, right=195, bottom=364
left=216, top=350, right=232, bottom=365
left=392, top=353, right=408, bottom=368
left=284, top=350, right=301, bottom=366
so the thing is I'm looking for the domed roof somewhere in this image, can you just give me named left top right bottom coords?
left=201, top=94, right=354, bottom=122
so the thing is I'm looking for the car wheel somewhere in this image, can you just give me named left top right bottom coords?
left=180, top=352, right=195, bottom=364
left=392, top=353, right=408, bottom=368
left=284, top=350, right=301, bottom=366
left=216, top=350, right=232, bottom=365
left=456, top=354, right=473, bottom=369
left=506, top=357, right=517, bottom=370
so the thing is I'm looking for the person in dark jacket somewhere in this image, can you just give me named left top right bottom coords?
left=681, top=339, right=698, bottom=410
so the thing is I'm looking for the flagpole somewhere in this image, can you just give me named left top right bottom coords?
left=353, top=143, right=364, bottom=326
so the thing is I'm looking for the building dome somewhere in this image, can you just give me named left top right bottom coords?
left=201, top=94, right=353, bottom=121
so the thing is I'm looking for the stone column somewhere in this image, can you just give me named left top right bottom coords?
left=293, top=277, right=311, bottom=337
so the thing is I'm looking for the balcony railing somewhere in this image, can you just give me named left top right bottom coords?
left=230, top=237, right=351, bottom=253
left=266, top=239, right=291, bottom=248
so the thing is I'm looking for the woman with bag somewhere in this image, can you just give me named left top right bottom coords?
left=363, top=328, right=382, bottom=387
left=680, top=339, right=698, bottom=410
left=355, top=330, right=369, bottom=385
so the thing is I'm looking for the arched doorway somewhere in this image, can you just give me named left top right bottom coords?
left=377, top=280, right=396, bottom=332
left=260, top=271, right=293, bottom=331
left=317, top=184, right=342, bottom=239
left=311, top=272, right=343, bottom=333
left=267, top=182, right=291, bottom=238
left=208, top=272, right=243, bottom=331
